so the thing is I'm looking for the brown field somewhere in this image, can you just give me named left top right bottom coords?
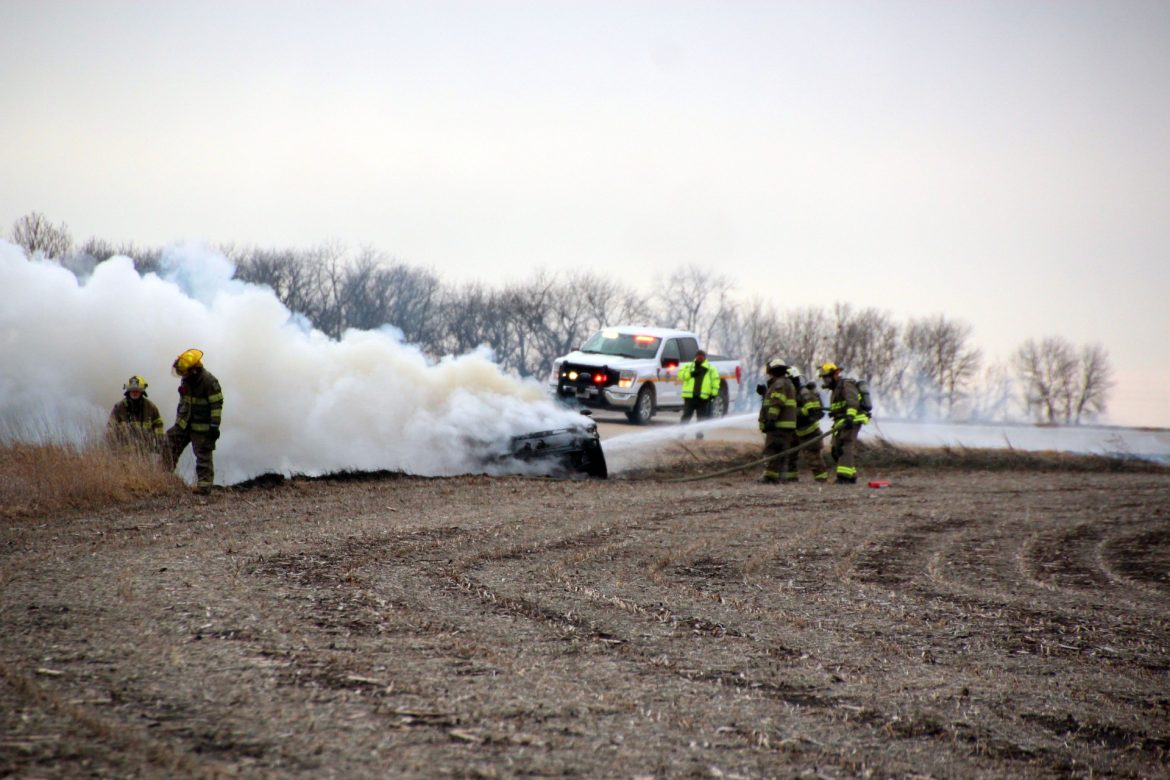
left=2, top=442, right=1169, bottom=779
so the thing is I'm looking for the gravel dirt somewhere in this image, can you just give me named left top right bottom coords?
left=2, top=442, right=1169, bottom=779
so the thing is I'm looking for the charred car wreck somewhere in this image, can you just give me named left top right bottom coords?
left=508, top=417, right=608, bottom=479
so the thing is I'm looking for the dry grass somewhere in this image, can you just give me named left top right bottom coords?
left=3, top=436, right=1164, bottom=521
left=615, top=438, right=1170, bottom=481
left=861, top=436, right=1170, bottom=473
left=0, top=442, right=186, bottom=520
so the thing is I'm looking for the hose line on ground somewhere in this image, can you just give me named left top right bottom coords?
left=666, top=427, right=836, bottom=484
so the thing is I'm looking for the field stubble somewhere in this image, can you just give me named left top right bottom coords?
left=1, top=442, right=1169, bottom=778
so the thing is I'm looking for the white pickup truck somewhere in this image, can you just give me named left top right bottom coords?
left=548, top=326, right=745, bottom=424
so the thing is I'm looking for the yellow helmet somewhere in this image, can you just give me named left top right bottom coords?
left=819, top=362, right=839, bottom=377
left=123, top=375, right=148, bottom=393
left=173, top=348, right=204, bottom=376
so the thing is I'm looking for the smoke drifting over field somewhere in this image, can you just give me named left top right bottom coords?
left=0, top=242, right=586, bottom=483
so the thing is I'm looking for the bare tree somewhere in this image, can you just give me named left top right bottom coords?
left=653, top=265, right=735, bottom=347
left=542, top=273, right=612, bottom=362
left=378, top=263, right=443, bottom=349
left=903, top=314, right=982, bottom=419
left=734, top=297, right=781, bottom=383
left=77, top=237, right=163, bottom=273
left=335, top=248, right=391, bottom=334
left=824, top=303, right=901, bottom=413
left=706, top=302, right=749, bottom=368
left=826, top=302, right=868, bottom=376
left=858, top=310, right=902, bottom=411
left=438, top=282, right=512, bottom=366
left=574, top=273, right=653, bottom=331
left=777, top=306, right=831, bottom=380
left=310, top=243, right=353, bottom=339
left=10, top=212, right=73, bottom=259
left=499, top=272, right=560, bottom=378
left=967, top=361, right=1019, bottom=422
left=1014, top=337, right=1078, bottom=423
left=1072, top=343, right=1113, bottom=423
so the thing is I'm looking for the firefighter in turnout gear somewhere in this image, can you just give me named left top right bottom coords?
left=790, top=368, right=829, bottom=482
left=820, top=362, right=868, bottom=484
left=164, top=349, right=223, bottom=495
left=678, top=349, right=721, bottom=426
left=107, top=375, right=165, bottom=454
left=758, top=358, right=797, bottom=483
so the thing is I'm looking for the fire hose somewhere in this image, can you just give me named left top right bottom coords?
left=667, top=426, right=837, bottom=484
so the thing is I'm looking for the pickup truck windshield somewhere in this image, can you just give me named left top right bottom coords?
left=580, top=331, right=661, bottom=359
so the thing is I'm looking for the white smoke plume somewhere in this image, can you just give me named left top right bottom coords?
left=0, top=241, right=588, bottom=483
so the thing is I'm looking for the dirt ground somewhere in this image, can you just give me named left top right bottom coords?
left=2, top=446, right=1169, bottom=779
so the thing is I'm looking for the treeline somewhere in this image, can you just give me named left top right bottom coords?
left=9, top=211, right=1113, bottom=423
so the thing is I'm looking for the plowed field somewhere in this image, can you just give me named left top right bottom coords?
left=3, top=452, right=1169, bottom=778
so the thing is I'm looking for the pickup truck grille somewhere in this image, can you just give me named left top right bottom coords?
left=556, top=362, right=616, bottom=395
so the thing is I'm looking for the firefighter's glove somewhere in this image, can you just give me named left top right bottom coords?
left=839, top=417, right=854, bottom=431
left=208, top=425, right=220, bottom=442
left=755, top=383, right=765, bottom=397
left=758, top=420, right=772, bottom=433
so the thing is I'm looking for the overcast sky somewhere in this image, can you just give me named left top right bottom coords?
left=3, top=0, right=1168, bottom=427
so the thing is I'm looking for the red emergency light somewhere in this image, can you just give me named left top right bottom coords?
left=592, top=373, right=607, bottom=384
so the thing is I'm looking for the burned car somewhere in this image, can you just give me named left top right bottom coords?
left=508, top=416, right=608, bottom=479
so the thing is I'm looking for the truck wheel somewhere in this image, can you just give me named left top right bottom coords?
left=710, top=386, right=729, bottom=418
left=626, top=386, right=655, bottom=425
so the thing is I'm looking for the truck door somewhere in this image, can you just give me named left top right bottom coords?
left=658, top=338, right=683, bottom=406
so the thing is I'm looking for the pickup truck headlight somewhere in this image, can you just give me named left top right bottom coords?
left=617, top=371, right=636, bottom=389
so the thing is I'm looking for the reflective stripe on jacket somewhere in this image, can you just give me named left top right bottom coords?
left=795, top=384, right=825, bottom=437
left=678, top=360, right=721, bottom=400
left=828, top=377, right=869, bottom=426
left=109, top=397, right=165, bottom=435
left=759, top=374, right=797, bottom=430
left=175, top=368, right=224, bottom=432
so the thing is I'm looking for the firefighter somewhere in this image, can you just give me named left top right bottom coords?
left=107, top=375, right=165, bottom=455
left=820, top=362, right=868, bottom=484
left=790, top=367, right=829, bottom=482
left=678, top=349, right=721, bottom=428
left=758, top=357, right=797, bottom=483
left=164, top=348, right=223, bottom=495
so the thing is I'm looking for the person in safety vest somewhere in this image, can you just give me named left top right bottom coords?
left=164, top=348, right=224, bottom=495
left=678, top=349, right=721, bottom=429
left=758, top=358, right=797, bottom=483
left=820, top=362, right=868, bottom=484
left=107, top=375, right=165, bottom=455
left=790, top=367, right=829, bottom=482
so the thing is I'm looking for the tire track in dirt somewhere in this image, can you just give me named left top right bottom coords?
left=441, top=491, right=1170, bottom=775
left=1097, top=525, right=1170, bottom=599
left=805, top=490, right=1170, bottom=768
left=829, top=488, right=1168, bottom=650
left=6, top=471, right=1169, bottom=779
left=411, top=494, right=1072, bottom=773
left=234, top=514, right=866, bottom=772
left=0, top=658, right=226, bottom=779
left=250, top=497, right=883, bottom=766
left=692, top=487, right=1170, bottom=772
